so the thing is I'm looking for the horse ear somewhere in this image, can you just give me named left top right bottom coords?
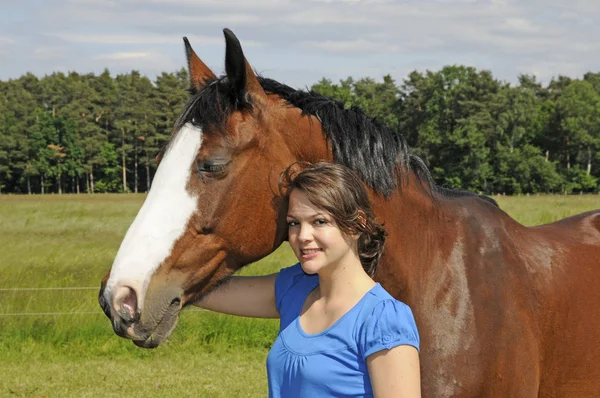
left=223, top=28, right=266, bottom=104
left=183, top=37, right=216, bottom=92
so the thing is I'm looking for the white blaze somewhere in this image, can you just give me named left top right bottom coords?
left=104, top=123, right=202, bottom=308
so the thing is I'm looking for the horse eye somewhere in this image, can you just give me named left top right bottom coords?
left=198, top=160, right=230, bottom=174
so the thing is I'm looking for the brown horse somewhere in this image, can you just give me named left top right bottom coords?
left=99, top=29, right=600, bottom=397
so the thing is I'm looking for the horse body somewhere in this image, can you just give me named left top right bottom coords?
left=532, top=211, right=600, bottom=397
left=367, top=186, right=536, bottom=396
left=99, top=29, right=600, bottom=396
left=373, top=186, right=600, bottom=396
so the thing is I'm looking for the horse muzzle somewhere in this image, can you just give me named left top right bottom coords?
left=98, top=282, right=183, bottom=348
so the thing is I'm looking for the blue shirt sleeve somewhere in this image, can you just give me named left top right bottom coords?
left=274, top=263, right=305, bottom=313
left=358, top=299, right=420, bottom=360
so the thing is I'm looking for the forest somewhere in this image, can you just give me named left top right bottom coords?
left=1, top=67, right=599, bottom=195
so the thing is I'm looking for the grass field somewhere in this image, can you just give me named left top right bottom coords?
left=0, top=193, right=599, bottom=397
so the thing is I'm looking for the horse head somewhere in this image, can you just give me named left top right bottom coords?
left=98, top=29, right=327, bottom=348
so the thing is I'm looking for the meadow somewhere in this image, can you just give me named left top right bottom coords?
left=1, top=193, right=598, bottom=397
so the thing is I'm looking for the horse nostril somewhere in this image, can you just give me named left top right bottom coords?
left=113, top=285, right=139, bottom=324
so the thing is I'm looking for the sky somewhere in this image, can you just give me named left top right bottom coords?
left=0, top=0, right=599, bottom=89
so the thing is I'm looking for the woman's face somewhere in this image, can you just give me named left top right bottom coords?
left=286, top=189, right=358, bottom=275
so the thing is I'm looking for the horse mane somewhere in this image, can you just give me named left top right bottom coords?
left=174, top=75, right=498, bottom=207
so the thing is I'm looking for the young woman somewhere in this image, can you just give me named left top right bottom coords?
left=196, top=162, right=421, bottom=397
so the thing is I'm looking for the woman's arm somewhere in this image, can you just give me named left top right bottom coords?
left=194, top=273, right=279, bottom=318
left=367, top=345, right=421, bottom=398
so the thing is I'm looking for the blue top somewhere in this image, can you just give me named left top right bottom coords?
left=266, top=263, right=420, bottom=398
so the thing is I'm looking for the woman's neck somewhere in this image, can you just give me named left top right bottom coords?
left=315, top=256, right=376, bottom=304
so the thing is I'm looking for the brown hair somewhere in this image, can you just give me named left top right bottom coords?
left=279, top=162, right=387, bottom=276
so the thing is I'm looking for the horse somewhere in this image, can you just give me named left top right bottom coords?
left=99, top=28, right=600, bottom=397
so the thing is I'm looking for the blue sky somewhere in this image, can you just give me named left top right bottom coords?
left=1, top=0, right=598, bottom=89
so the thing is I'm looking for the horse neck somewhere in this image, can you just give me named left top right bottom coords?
left=369, top=172, right=452, bottom=302
left=275, top=104, right=456, bottom=299
left=274, top=105, right=332, bottom=161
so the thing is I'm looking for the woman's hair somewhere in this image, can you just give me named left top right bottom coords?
left=279, top=162, right=387, bottom=276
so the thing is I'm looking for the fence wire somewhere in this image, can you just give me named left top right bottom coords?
left=0, top=309, right=207, bottom=317
left=0, top=287, right=97, bottom=291
left=0, top=286, right=206, bottom=317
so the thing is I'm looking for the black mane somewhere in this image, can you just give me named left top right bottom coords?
left=174, top=75, right=498, bottom=206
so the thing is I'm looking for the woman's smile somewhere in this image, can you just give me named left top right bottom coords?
left=300, top=248, right=323, bottom=260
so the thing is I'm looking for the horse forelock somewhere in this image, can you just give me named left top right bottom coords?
left=174, top=76, right=253, bottom=137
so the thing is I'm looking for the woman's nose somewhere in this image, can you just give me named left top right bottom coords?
left=297, top=224, right=313, bottom=242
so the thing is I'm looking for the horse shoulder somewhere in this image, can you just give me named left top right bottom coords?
left=424, top=199, right=544, bottom=395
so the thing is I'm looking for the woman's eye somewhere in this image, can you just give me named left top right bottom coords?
left=315, top=219, right=328, bottom=226
left=287, top=221, right=298, bottom=227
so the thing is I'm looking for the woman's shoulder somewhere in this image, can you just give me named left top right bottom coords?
left=275, top=263, right=315, bottom=312
left=360, top=284, right=414, bottom=323
left=356, top=284, right=420, bottom=358
left=366, top=283, right=396, bottom=301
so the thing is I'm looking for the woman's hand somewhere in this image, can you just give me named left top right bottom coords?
left=194, top=274, right=280, bottom=318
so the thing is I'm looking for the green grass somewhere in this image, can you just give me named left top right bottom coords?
left=0, top=346, right=269, bottom=397
left=0, top=193, right=598, bottom=397
left=0, top=194, right=295, bottom=397
left=494, top=193, right=600, bottom=226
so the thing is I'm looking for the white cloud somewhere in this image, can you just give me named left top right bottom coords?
left=53, top=33, right=220, bottom=45
left=309, top=0, right=364, bottom=3
left=0, top=37, right=16, bottom=57
left=53, top=32, right=265, bottom=48
left=94, top=51, right=153, bottom=60
left=0, top=0, right=599, bottom=86
left=500, top=17, right=540, bottom=33
left=0, top=36, right=16, bottom=46
left=301, top=39, right=399, bottom=54
left=32, top=46, right=68, bottom=60
left=519, top=60, right=584, bottom=82
left=126, top=0, right=293, bottom=9
left=281, top=8, right=374, bottom=25
left=87, top=51, right=178, bottom=76
left=166, top=13, right=262, bottom=25
left=432, top=0, right=479, bottom=3
left=67, top=0, right=120, bottom=6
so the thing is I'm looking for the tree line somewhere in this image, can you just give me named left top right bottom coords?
left=1, top=67, right=599, bottom=195
left=0, top=69, right=187, bottom=194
